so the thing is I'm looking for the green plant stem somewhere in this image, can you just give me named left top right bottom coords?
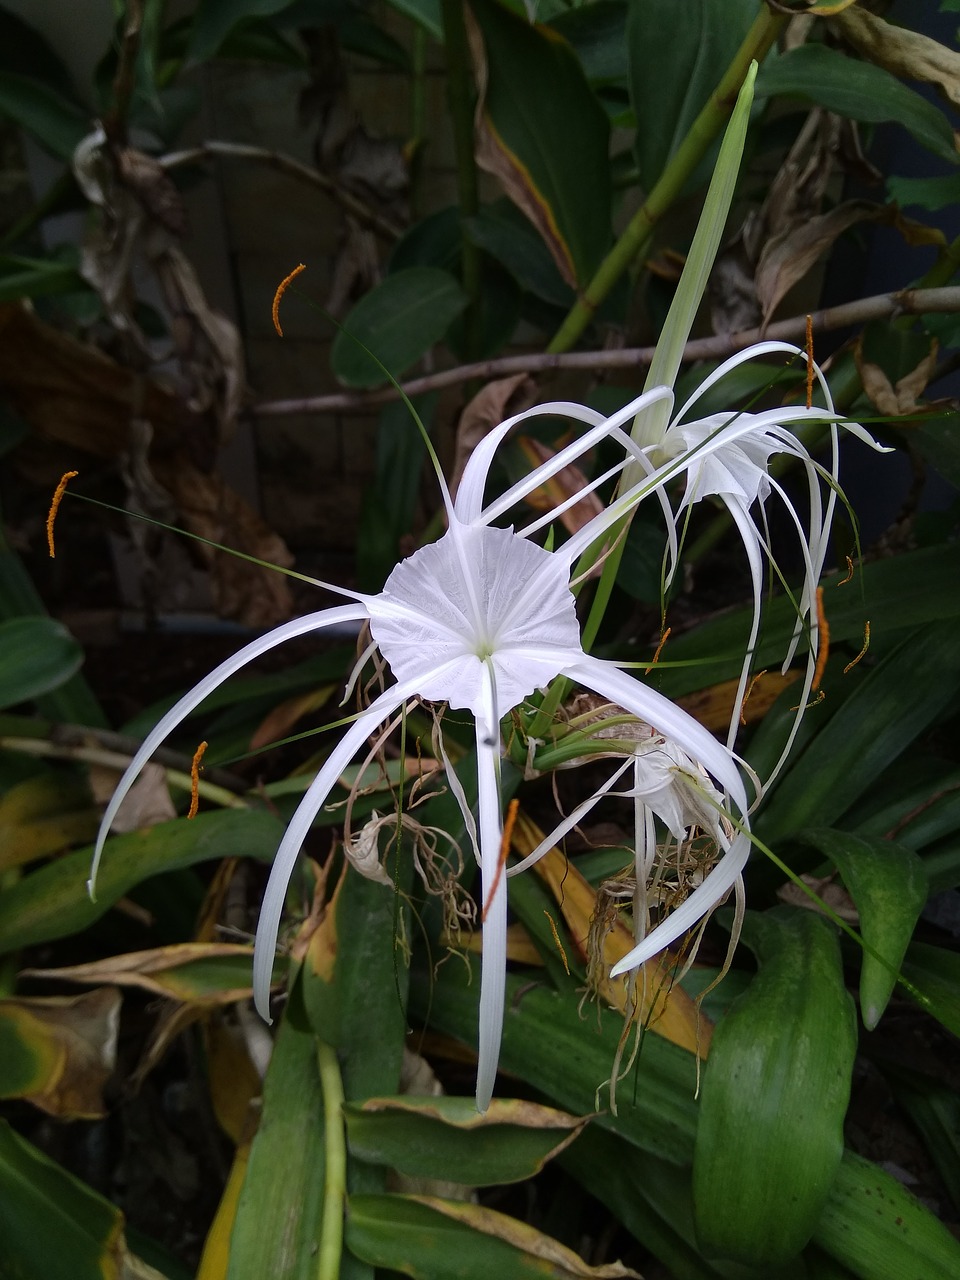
left=922, top=229, right=960, bottom=289
left=316, top=1040, right=346, bottom=1280
left=440, top=0, right=483, bottom=359
left=546, top=7, right=786, bottom=356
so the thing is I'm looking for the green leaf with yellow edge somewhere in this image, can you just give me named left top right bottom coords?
left=345, top=1096, right=586, bottom=1186
left=225, top=1011, right=327, bottom=1280
left=0, top=989, right=119, bottom=1118
left=21, top=942, right=286, bottom=1006
left=0, top=616, right=84, bottom=709
left=0, top=769, right=99, bottom=871
left=800, top=828, right=928, bottom=1030
left=693, top=909, right=857, bottom=1266
left=0, top=808, right=285, bottom=953
left=469, top=0, right=611, bottom=289
left=813, top=1150, right=960, bottom=1280
left=0, top=1118, right=170, bottom=1279
left=346, top=1193, right=640, bottom=1279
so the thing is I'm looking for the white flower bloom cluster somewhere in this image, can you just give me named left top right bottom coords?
left=90, top=349, right=880, bottom=1108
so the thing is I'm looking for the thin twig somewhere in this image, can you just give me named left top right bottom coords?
left=161, top=141, right=404, bottom=242
left=251, top=285, right=960, bottom=417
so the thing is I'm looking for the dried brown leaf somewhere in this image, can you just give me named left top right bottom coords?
left=515, top=436, right=604, bottom=535
left=450, top=373, right=535, bottom=499
left=856, top=336, right=939, bottom=416
left=834, top=6, right=960, bottom=113
left=0, top=988, right=120, bottom=1118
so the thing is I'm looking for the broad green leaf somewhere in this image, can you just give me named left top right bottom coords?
left=0, top=771, right=98, bottom=871
left=345, top=1096, right=586, bottom=1185
left=0, top=616, right=84, bottom=709
left=564, top=1130, right=731, bottom=1280
left=0, top=71, right=89, bottom=159
left=899, top=941, right=960, bottom=1039
left=0, top=524, right=106, bottom=727
left=187, top=0, right=295, bottom=63
left=756, top=44, right=959, bottom=164
left=627, top=0, right=758, bottom=191
left=384, top=0, right=443, bottom=41
left=888, top=172, right=960, bottom=212
left=331, top=267, right=467, bottom=388
left=346, top=1193, right=640, bottom=1279
left=225, top=1013, right=327, bottom=1280
left=0, top=1119, right=169, bottom=1280
left=0, top=989, right=119, bottom=1118
left=549, top=2, right=629, bottom=88
left=813, top=1150, right=960, bottom=1280
left=357, top=395, right=435, bottom=590
left=693, top=910, right=857, bottom=1265
left=757, top=619, right=960, bottom=843
left=0, top=808, right=284, bottom=954
left=466, top=203, right=575, bottom=308
left=800, top=828, right=928, bottom=1029
left=469, top=0, right=611, bottom=288
left=409, top=958, right=700, bottom=1166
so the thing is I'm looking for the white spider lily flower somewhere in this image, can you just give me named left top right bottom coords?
left=89, top=383, right=751, bottom=1110
left=622, top=339, right=888, bottom=780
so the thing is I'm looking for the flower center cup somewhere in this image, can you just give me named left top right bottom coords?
left=367, top=521, right=583, bottom=716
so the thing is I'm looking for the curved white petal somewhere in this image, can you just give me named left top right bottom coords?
left=454, top=400, right=606, bottom=524
left=560, top=657, right=751, bottom=978
left=88, top=603, right=370, bottom=896
left=252, top=661, right=462, bottom=1020
left=474, top=669, right=505, bottom=1112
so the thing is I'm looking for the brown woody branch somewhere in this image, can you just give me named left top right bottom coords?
left=250, top=285, right=960, bottom=417
left=161, top=141, right=404, bottom=242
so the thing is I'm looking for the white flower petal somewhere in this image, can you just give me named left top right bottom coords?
left=88, top=604, right=370, bottom=896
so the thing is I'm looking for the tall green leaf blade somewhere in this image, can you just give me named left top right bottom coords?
left=331, top=267, right=467, bottom=388
left=757, top=620, right=960, bottom=843
left=226, top=1013, right=327, bottom=1280
left=800, top=828, right=928, bottom=1029
left=0, top=808, right=284, bottom=953
left=756, top=44, right=959, bottom=164
left=469, top=0, right=611, bottom=288
left=693, top=909, right=857, bottom=1265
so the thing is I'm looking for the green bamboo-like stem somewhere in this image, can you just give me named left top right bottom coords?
left=922, top=230, right=960, bottom=289
left=441, top=0, right=483, bottom=358
left=316, top=1040, right=347, bottom=1280
left=546, top=7, right=786, bottom=357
